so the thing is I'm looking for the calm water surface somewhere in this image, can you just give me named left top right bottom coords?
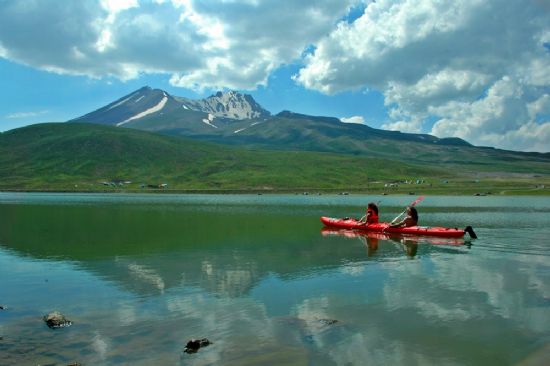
left=0, top=193, right=549, bottom=365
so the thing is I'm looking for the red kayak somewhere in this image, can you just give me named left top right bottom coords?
left=320, top=216, right=477, bottom=238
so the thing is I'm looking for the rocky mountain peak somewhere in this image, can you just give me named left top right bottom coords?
left=183, top=90, right=271, bottom=120
left=73, top=86, right=272, bottom=126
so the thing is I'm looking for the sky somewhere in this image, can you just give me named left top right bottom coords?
left=0, top=0, right=549, bottom=152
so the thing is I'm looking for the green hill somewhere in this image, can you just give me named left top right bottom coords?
left=0, top=123, right=454, bottom=191
left=114, top=110, right=550, bottom=177
left=188, top=113, right=550, bottom=173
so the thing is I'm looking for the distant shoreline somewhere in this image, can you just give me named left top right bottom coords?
left=1, top=185, right=548, bottom=196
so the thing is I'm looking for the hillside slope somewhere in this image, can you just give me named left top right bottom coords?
left=0, top=123, right=449, bottom=190
left=142, top=111, right=550, bottom=175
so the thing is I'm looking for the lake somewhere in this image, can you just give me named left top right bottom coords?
left=0, top=193, right=549, bottom=365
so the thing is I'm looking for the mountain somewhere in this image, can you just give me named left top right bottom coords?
left=69, top=87, right=550, bottom=177
left=72, top=86, right=270, bottom=130
left=0, top=123, right=447, bottom=191
left=72, top=86, right=470, bottom=148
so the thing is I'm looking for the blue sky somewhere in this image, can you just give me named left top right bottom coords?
left=0, top=0, right=549, bottom=152
left=0, top=58, right=388, bottom=131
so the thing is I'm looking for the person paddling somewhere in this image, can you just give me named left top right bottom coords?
left=389, top=206, right=418, bottom=228
left=359, top=202, right=379, bottom=225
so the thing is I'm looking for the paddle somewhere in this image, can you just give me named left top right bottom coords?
left=389, top=196, right=425, bottom=225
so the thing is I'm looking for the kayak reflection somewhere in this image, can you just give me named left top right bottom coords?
left=321, top=228, right=469, bottom=258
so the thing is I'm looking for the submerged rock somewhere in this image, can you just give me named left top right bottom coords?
left=43, top=311, right=72, bottom=329
left=184, top=338, right=211, bottom=354
left=317, top=318, right=338, bottom=326
left=0, top=305, right=6, bottom=310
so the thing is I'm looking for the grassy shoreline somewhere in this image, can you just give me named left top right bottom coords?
left=2, top=123, right=549, bottom=197
left=1, top=181, right=548, bottom=196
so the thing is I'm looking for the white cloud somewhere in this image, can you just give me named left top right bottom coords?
left=528, top=94, right=550, bottom=120
left=100, top=0, right=138, bottom=14
left=382, top=107, right=424, bottom=133
left=0, top=42, right=7, bottom=58
left=384, top=69, right=491, bottom=116
left=429, top=76, right=550, bottom=151
left=295, top=0, right=550, bottom=151
left=0, top=0, right=357, bottom=90
left=382, top=118, right=423, bottom=134
left=6, top=110, right=49, bottom=119
left=340, top=115, right=365, bottom=124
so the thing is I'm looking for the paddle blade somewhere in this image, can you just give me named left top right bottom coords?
left=410, top=195, right=425, bottom=207
left=464, top=226, right=478, bottom=239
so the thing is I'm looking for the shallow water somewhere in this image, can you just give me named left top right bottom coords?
left=0, top=193, right=549, bottom=365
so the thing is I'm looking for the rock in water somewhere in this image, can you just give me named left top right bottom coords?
left=43, top=311, right=72, bottom=329
left=318, top=318, right=338, bottom=326
left=184, top=338, right=211, bottom=354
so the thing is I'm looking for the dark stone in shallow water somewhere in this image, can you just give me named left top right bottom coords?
left=0, top=305, right=6, bottom=310
left=184, top=338, right=211, bottom=354
left=317, top=318, right=338, bottom=326
left=43, top=311, right=72, bottom=329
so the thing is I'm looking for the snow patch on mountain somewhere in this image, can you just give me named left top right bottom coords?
left=117, top=95, right=168, bottom=126
left=202, top=113, right=217, bottom=128
left=234, top=121, right=261, bottom=134
left=108, top=92, right=138, bottom=111
left=179, top=91, right=270, bottom=120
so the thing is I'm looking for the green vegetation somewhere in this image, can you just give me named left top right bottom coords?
left=0, top=123, right=443, bottom=190
left=131, top=111, right=550, bottom=177
left=0, top=123, right=548, bottom=194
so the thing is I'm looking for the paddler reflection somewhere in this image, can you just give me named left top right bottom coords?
left=360, top=232, right=417, bottom=257
left=321, top=228, right=464, bottom=258
left=355, top=234, right=378, bottom=256
left=401, top=238, right=418, bottom=258
left=355, top=232, right=385, bottom=256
